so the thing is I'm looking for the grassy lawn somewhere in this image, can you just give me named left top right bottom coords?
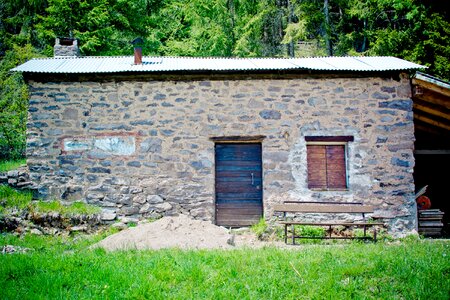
left=0, top=185, right=100, bottom=215
left=0, top=233, right=449, bottom=299
left=1, top=185, right=449, bottom=299
left=0, top=159, right=26, bottom=172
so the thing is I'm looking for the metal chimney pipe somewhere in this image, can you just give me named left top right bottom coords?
left=131, top=38, right=144, bottom=65
left=134, top=47, right=142, bottom=65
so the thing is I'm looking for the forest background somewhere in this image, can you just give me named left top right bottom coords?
left=0, top=0, right=449, bottom=160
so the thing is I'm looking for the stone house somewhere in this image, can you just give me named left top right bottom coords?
left=13, top=39, right=425, bottom=235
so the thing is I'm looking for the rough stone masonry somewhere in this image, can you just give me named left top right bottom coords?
left=25, top=72, right=417, bottom=235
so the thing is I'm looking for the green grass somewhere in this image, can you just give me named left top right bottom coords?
left=30, top=200, right=101, bottom=216
left=0, top=234, right=449, bottom=299
left=295, top=225, right=327, bottom=238
left=0, top=185, right=33, bottom=213
left=0, top=185, right=100, bottom=216
left=250, top=218, right=268, bottom=239
left=0, top=159, right=26, bottom=172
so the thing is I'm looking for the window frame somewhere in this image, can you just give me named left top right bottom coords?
left=306, top=140, right=350, bottom=191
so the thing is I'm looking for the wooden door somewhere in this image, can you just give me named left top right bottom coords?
left=215, top=143, right=263, bottom=226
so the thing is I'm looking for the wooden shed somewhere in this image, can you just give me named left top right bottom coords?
left=412, top=72, right=450, bottom=236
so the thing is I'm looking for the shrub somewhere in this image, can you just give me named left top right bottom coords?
left=0, top=44, right=38, bottom=160
left=251, top=218, right=268, bottom=240
left=294, top=225, right=326, bottom=238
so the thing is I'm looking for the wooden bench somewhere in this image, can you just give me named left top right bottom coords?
left=273, top=201, right=385, bottom=244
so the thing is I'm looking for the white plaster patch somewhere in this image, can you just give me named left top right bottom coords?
left=63, top=136, right=135, bottom=155
left=94, top=137, right=135, bottom=155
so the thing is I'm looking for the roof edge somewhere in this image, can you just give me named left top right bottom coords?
left=12, top=55, right=427, bottom=74
left=414, top=71, right=450, bottom=90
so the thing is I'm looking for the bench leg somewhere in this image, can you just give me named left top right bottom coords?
left=363, top=225, right=367, bottom=238
left=284, top=224, right=287, bottom=244
left=292, top=224, right=295, bottom=245
left=373, top=228, right=377, bottom=242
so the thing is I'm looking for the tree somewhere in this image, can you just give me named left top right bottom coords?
left=336, top=0, right=450, bottom=79
left=0, top=44, right=37, bottom=160
left=36, top=0, right=118, bottom=55
left=282, top=0, right=335, bottom=57
left=0, top=0, right=48, bottom=55
left=0, top=0, right=449, bottom=160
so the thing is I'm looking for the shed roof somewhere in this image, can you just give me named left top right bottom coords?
left=12, top=56, right=425, bottom=74
left=412, top=72, right=450, bottom=150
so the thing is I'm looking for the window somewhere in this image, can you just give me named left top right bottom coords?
left=305, top=136, right=353, bottom=190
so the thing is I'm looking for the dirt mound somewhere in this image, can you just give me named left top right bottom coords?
left=94, top=214, right=235, bottom=251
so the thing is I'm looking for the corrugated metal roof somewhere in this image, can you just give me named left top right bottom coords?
left=12, top=56, right=426, bottom=74
left=414, top=71, right=450, bottom=90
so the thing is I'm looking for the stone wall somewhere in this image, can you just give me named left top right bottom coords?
left=53, top=38, right=80, bottom=57
left=25, top=72, right=417, bottom=235
left=0, top=166, right=36, bottom=190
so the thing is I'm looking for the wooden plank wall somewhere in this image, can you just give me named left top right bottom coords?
left=215, top=143, right=263, bottom=226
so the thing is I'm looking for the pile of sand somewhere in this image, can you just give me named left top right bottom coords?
left=94, top=214, right=235, bottom=251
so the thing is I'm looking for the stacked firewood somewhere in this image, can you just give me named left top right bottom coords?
left=415, top=185, right=444, bottom=237
left=418, top=209, right=445, bottom=237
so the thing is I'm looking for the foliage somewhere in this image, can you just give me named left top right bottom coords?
left=0, top=44, right=38, bottom=160
left=0, top=185, right=100, bottom=216
left=0, top=234, right=449, bottom=299
left=0, top=0, right=449, bottom=158
left=335, top=0, right=450, bottom=80
left=0, top=0, right=48, bottom=55
left=295, top=224, right=326, bottom=238
left=0, top=159, right=26, bottom=172
left=30, top=200, right=101, bottom=216
left=36, top=0, right=156, bottom=56
left=0, top=185, right=33, bottom=214
left=0, top=0, right=448, bottom=65
left=127, top=222, right=137, bottom=228
left=250, top=217, right=268, bottom=239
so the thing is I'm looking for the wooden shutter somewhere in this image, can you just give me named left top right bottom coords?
left=326, top=145, right=346, bottom=189
left=307, top=145, right=327, bottom=189
left=307, top=144, right=347, bottom=189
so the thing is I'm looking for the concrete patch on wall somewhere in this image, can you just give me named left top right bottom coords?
left=63, top=136, right=136, bottom=155
left=63, top=140, right=91, bottom=151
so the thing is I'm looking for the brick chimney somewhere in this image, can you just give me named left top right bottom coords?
left=54, top=37, right=80, bottom=57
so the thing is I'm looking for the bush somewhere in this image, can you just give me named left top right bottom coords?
left=0, top=44, right=38, bottom=160
left=251, top=218, right=268, bottom=240
left=295, top=225, right=326, bottom=238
